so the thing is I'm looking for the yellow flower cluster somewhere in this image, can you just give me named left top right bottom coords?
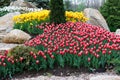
left=66, top=11, right=88, bottom=22
left=13, top=10, right=88, bottom=24
left=13, top=10, right=50, bottom=23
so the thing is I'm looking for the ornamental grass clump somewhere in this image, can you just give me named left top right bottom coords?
left=25, top=22, right=120, bottom=69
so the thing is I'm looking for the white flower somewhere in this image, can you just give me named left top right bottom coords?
left=0, top=6, right=43, bottom=13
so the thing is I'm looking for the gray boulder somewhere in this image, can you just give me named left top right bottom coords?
left=84, top=8, right=110, bottom=31
left=0, top=12, right=20, bottom=28
left=10, top=0, right=37, bottom=8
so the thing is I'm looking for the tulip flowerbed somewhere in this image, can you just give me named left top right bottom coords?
left=0, top=22, right=120, bottom=79
left=25, top=22, right=120, bottom=69
left=13, top=10, right=88, bottom=34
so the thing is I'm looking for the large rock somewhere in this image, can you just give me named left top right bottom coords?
left=10, top=0, right=37, bottom=8
left=3, top=29, right=31, bottom=44
left=115, top=29, right=120, bottom=35
left=84, top=8, right=110, bottom=31
left=0, top=26, right=13, bottom=43
left=0, top=12, right=20, bottom=28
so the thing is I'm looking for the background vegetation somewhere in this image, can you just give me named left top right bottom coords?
left=100, top=0, right=120, bottom=32
left=0, top=0, right=10, bottom=8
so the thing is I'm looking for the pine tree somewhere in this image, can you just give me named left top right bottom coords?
left=49, top=0, right=66, bottom=24
left=100, top=0, right=120, bottom=32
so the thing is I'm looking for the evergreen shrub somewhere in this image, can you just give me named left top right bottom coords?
left=100, top=0, right=120, bottom=32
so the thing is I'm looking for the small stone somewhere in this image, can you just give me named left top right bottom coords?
left=90, top=75, right=120, bottom=80
left=0, top=27, right=7, bottom=31
left=67, top=72, right=70, bottom=76
left=60, top=72, right=63, bottom=76
left=115, top=29, right=120, bottom=35
left=66, top=76, right=74, bottom=80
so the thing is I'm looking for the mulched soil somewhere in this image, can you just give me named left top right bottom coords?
left=6, top=65, right=108, bottom=80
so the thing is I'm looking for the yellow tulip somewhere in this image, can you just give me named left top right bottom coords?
left=13, top=10, right=88, bottom=25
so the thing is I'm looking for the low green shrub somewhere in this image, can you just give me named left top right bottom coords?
left=8, top=46, right=38, bottom=65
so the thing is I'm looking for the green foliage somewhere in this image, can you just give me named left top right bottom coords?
left=49, top=0, right=66, bottom=24
left=13, top=20, right=45, bottom=35
left=100, top=0, right=120, bottom=32
left=0, top=0, right=10, bottom=8
left=0, top=11, right=9, bottom=17
left=9, top=46, right=38, bottom=59
left=109, top=52, right=120, bottom=74
left=8, top=46, right=38, bottom=66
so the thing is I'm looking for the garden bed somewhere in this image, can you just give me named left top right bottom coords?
left=11, top=66, right=119, bottom=80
